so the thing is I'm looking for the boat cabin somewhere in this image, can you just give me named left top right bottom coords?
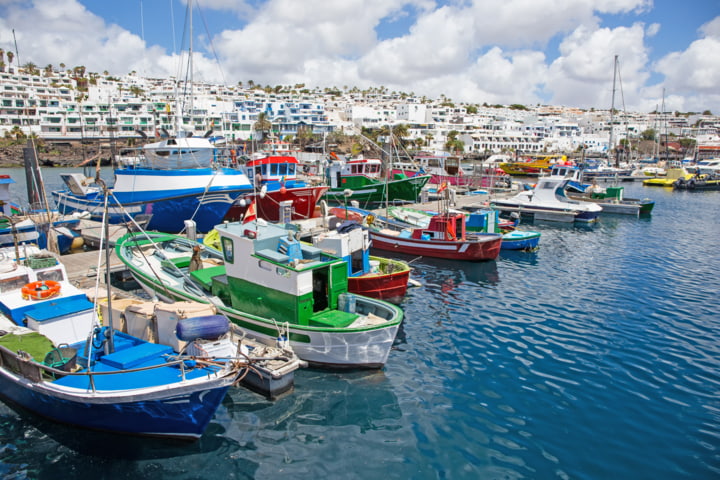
left=410, top=212, right=466, bottom=242
left=0, top=253, right=95, bottom=345
left=326, top=158, right=383, bottom=189
left=211, top=220, right=352, bottom=326
left=245, top=155, right=300, bottom=188
left=142, top=136, right=216, bottom=169
left=312, top=223, right=371, bottom=278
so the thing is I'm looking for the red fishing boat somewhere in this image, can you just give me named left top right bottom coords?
left=225, top=153, right=327, bottom=223
left=314, top=218, right=411, bottom=304
left=359, top=208, right=502, bottom=261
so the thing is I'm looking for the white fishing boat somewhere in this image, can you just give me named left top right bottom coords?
left=491, top=166, right=603, bottom=223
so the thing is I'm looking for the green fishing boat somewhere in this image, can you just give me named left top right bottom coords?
left=116, top=219, right=404, bottom=368
left=324, top=156, right=430, bottom=205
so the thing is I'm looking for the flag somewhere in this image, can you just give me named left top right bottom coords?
left=437, top=181, right=448, bottom=193
left=243, top=201, right=257, bottom=224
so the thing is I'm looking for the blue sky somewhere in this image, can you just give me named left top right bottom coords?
left=1, top=0, right=719, bottom=113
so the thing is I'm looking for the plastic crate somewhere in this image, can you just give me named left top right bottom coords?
left=25, top=255, right=58, bottom=269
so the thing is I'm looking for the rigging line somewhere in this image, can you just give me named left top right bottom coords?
left=139, top=0, right=146, bottom=76
left=195, top=0, right=227, bottom=86
left=178, top=169, right=221, bottom=234
left=87, top=186, right=111, bottom=366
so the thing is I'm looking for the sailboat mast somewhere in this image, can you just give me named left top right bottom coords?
left=189, top=0, right=194, bottom=127
left=609, top=55, right=618, bottom=167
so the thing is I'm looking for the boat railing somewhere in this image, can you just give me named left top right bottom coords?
left=0, top=342, right=241, bottom=390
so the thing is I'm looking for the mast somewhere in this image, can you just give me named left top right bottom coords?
left=609, top=55, right=618, bottom=167
left=188, top=0, right=193, bottom=134
left=661, top=88, right=669, bottom=164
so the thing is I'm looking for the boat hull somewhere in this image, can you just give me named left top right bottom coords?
left=369, top=230, right=501, bottom=261
left=52, top=168, right=252, bottom=233
left=499, top=231, right=541, bottom=250
left=491, top=200, right=600, bottom=223
left=0, top=368, right=232, bottom=440
left=566, top=194, right=655, bottom=215
left=347, top=257, right=410, bottom=304
left=324, top=175, right=430, bottom=204
left=224, top=185, right=328, bottom=222
left=132, top=280, right=400, bottom=368
left=390, top=168, right=473, bottom=187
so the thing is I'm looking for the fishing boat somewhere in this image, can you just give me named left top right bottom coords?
left=115, top=219, right=404, bottom=368
left=52, top=1, right=254, bottom=234
left=568, top=182, right=655, bottom=215
left=491, top=165, right=603, bottom=223
left=51, top=141, right=253, bottom=234
left=1, top=175, right=84, bottom=254
left=314, top=212, right=411, bottom=304
left=551, top=165, right=655, bottom=215
left=387, top=205, right=541, bottom=251
left=391, top=152, right=472, bottom=186
left=0, top=244, right=242, bottom=440
left=346, top=206, right=502, bottom=261
left=224, top=150, right=327, bottom=223
left=323, top=155, right=431, bottom=205
left=99, top=298, right=305, bottom=398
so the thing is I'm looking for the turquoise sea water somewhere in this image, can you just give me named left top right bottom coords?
left=1, top=169, right=719, bottom=479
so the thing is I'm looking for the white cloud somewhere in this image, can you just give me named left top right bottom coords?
left=699, top=16, right=720, bottom=39
left=544, top=21, right=651, bottom=111
left=0, top=0, right=718, bottom=114
left=653, top=16, right=720, bottom=113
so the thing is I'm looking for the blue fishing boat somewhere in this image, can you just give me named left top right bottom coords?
left=0, top=234, right=242, bottom=439
left=51, top=144, right=253, bottom=233
left=52, top=0, right=253, bottom=234
left=1, top=174, right=83, bottom=254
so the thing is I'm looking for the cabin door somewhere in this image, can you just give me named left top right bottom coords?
left=312, top=267, right=329, bottom=312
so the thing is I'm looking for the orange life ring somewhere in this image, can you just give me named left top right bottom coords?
left=21, top=280, right=61, bottom=301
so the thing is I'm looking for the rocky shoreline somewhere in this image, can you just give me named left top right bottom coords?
left=0, top=143, right=109, bottom=168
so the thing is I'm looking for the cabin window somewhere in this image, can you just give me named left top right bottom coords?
left=222, top=237, right=234, bottom=264
left=36, top=269, right=64, bottom=283
left=271, top=163, right=279, bottom=176
left=278, top=164, right=288, bottom=176
left=0, top=274, right=30, bottom=293
left=288, top=164, right=296, bottom=176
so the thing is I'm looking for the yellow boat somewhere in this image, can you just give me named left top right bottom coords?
left=643, top=168, right=693, bottom=187
left=499, top=154, right=568, bottom=176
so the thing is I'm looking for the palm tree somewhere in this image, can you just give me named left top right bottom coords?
left=22, top=62, right=39, bottom=75
left=6, top=51, right=14, bottom=67
left=44, top=64, right=54, bottom=76
left=296, top=124, right=315, bottom=149
left=253, top=112, right=272, bottom=141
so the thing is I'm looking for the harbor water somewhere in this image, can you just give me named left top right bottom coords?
left=1, top=168, right=719, bottom=479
